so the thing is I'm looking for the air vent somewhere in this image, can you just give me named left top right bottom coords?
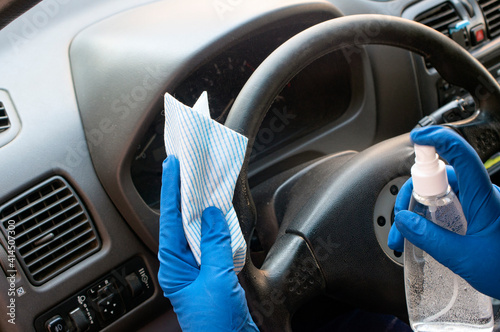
left=0, top=102, right=10, bottom=133
left=0, top=177, right=101, bottom=285
left=415, top=3, right=468, bottom=45
left=478, top=0, right=500, bottom=38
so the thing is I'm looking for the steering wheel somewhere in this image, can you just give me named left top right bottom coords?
left=225, top=14, right=500, bottom=331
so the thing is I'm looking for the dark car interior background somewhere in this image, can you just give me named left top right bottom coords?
left=0, top=0, right=499, bottom=331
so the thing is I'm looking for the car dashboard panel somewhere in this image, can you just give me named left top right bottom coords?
left=131, top=33, right=352, bottom=210
left=0, top=0, right=499, bottom=331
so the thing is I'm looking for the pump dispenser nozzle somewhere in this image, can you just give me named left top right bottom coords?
left=415, top=145, right=438, bottom=164
left=412, top=144, right=448, bottom=197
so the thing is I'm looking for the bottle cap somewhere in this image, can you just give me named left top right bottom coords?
left=411, top=144, right=448, bottom=197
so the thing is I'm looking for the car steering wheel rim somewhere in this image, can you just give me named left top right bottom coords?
left=225, top=14, right=500, bottom=331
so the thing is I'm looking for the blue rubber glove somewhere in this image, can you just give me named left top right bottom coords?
left=388, top=126, right=500, bottom=299
left=158, top=156, right=258, bottom=331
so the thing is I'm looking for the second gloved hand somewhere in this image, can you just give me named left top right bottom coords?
left=158, top=156, right=258, bottom=331
left=388, top=126, right=500, bottom=299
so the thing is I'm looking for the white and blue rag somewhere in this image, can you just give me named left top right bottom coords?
left=163, top=92, right=248, bottom=273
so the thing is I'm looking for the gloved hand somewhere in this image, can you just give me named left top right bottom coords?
left=158, top=156, right=258, bottom=331
left=388, top=126, right=500, bottom=299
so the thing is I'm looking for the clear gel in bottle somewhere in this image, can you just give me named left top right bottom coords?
left=404, top=144, right=493, bottom=332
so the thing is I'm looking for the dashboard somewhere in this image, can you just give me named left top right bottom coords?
left=0, top=0, right=499, bottom=331
left=131, top=30, right=353, bottom=209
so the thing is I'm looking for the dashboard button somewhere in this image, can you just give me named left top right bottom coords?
left=125, top=272, right=144, bottom=298
left=45, top=315, right=69, bottom=332
left=471, top=25, right=486, bottom=45
left=97, top=283, right=114, bottom=298
left=96, top=294, right=124, bottom=322
left=69, top=308, right=90, bottom=332
left=88, top=279, right=114, bottom=299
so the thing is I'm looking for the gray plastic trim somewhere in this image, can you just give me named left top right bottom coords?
left=0, top=90, right=21, bottom=149
left=70, top=0, right=344, bottom=253
left=373, top=176, right=409, bottom=266
left=0, top=1, right=171, bottom=330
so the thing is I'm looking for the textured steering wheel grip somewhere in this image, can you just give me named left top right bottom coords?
left=226, top=15, right=500, bottom=161
left=0, top=0, right=43, bottom=30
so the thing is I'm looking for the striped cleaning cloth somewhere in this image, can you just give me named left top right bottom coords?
left=163, top=91, right=248, bottom=273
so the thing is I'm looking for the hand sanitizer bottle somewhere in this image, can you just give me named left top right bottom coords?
left=404, top=144, right=494, bottom=331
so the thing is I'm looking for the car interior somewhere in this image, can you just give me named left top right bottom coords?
left=1, top=0, right=500, bottom=331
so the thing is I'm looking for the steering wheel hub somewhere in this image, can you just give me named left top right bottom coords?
left=373, top=176, right=409, bottom=266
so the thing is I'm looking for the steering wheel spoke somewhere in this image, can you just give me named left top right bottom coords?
left=239, top=233, right=325, bottom=331
left=445, top=111, right=500, bottom=162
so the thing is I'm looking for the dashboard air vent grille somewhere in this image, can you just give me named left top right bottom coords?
left=0, top=102, right=10, bottom=133
left=478, top=0, right=500, bottom=38
left=415, top=3, right=461, bottom=37
left=0, top=177, right=101, bottom=284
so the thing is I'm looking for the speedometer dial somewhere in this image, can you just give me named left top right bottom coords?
left=131, top=24, right=353, bottom=209
left=174, top=55, right=256, bottom=123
